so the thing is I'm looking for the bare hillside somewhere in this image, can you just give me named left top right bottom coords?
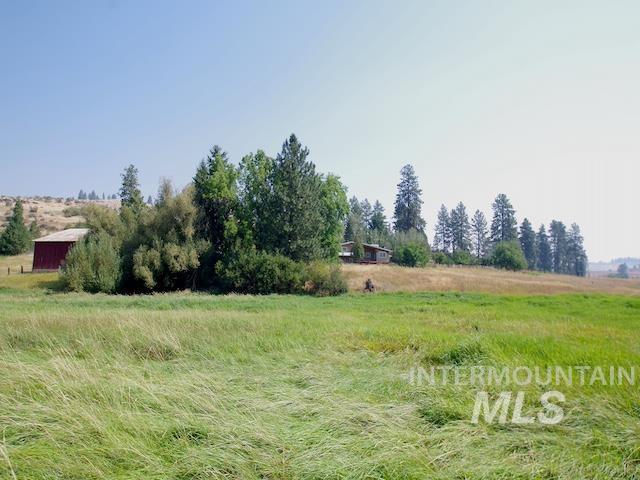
left=343, top=264, right=640, bottom=295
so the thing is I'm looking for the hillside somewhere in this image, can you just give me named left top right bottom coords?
left=343, top=263, right=640, bottom=295
left=0, top=195, right=118, bottom=236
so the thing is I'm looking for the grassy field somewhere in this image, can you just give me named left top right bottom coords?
left=0, top=272, right=639, bottom=479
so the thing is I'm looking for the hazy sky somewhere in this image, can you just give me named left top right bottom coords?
left=1, top=0, right=638, bottom=261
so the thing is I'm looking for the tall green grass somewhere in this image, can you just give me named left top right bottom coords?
left=0, top=289, right=639, bottom=479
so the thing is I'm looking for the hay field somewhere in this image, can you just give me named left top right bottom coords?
left=343, top=263, right=640, bottom=295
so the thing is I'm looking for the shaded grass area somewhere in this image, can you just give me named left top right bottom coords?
left=0, top=289, right=639, bottom=479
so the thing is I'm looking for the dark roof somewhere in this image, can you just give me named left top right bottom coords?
left=341, top=241, right=392, bottom=253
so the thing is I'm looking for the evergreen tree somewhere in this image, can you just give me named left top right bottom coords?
left=449, top=202, right=471, bottom=252
left=433, top=204, right=451, bottom=253
left=0, top=199, right=31, bottom=255
left=490, top=193, right=517, bottom=243
left=535, top=224, right=553, bottom=272
left=102, top=193, right=105, bottom=200
left=147, top=195, right=153, bottom=205
left=344, top=196, right=365, bottom=242
left=369, top=200, right=388, bottom=233
left=393, top=164, right=425, bottom=232
left=566, top=223, right=588, bottom=276
left=193, top=146, right=240, bottom=261
left=549, top=220, right=568, bottom=274
left=318, top=174, right=349, bottom=258
left=616, top=263, right=629, bottom=279
left=470, top=210, right=488, bottom=259
left=119, top=164, right=145, bottom=213
left=268, top=134, right=325, bottom=261
left=78, top=190, right=86, bottom=200
left=518, top=218, right=536, bottom=269
left=360, top=199, right=373, bottom=231
left=28, top=220, right=41, bottom=240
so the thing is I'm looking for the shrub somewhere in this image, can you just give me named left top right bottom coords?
left=393, top=243, right=429, bottom=267
left=491, top=240, right=527, bottom=271
left=61, top=233, right=121, bottom=293
left=62, top=206, right=82, bottom=217
left=432, top=251, right=453, bottom=265
left=216, top=250, right=305, bottom=294
left=0, top=199, right=31, bottom=255
left=303, top=261, right=348, bottom=296
left=451, top=250, right=475, bottom=265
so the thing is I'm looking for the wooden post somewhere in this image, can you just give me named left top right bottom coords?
left=7, top=267, right=9, bottom=276
left=21, top=265, right=24, bottom=274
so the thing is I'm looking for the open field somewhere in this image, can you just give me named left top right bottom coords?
left=0, top=277, right=639, bottom=479
left=343, top=263, right=640, bottom=296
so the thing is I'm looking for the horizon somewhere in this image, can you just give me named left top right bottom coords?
left=1, top=1, right=638, bottom=262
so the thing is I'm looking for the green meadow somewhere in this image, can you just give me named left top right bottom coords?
left=0, top=284, right=639, bottom=479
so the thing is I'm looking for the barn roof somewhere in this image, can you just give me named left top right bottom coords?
left=33, top=228, right=90, bottom=242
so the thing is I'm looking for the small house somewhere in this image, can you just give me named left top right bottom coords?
left=32, top=228, right=89, bottom=272
left=339, top=241, right=392, bottom=264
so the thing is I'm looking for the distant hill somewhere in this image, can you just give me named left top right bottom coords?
left=0, top=195, right=119, bottom=237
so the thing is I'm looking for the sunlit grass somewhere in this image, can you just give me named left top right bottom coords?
left=0, top=288, right=638, bottom=479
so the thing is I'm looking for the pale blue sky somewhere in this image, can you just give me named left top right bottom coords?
left=1, top=1, right=638, bottom=261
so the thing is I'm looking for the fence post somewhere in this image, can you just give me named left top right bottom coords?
left=7, top=267, right=9, bottom=275
left=21, top=265, right=24, bottom=274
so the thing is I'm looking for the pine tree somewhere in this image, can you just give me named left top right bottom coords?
left=369, top=201, right=387, bottom=233
left=119, top=164, right=145, bottom=213
left=490, top=193, right=518, bottom=243
left=535, top=224, right=553, bottom=272
left=566, top=223, right=587, bottom=276
left=450, top=202, right=471, bottom=252
left=360, top=199, right=373, bottom=231
left=549, top=220, right=568, bottom=274
left=393, top=164, right=425, bottom=232
left=518, top=218, right=536, bottom=269
left=433, top=204, right=451, bottom=253
left=344, top=196, right=365, bottom=242
left=0, top=199, right=31, bottom=255
left=147, top=195, right=153, bottom=205
left=470, top=210, right=488, bottom=259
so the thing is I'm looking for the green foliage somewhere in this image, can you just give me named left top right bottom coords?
left=0, top=199, right=31, bottom=255
left=491, top=240, right=527, bottom=271
left=352, top=238, right=364, bottom=262
left=490, top=193, right=517, bottom=243
left=451, top=249, right=475, bottom=265
left=450, top=202, right=471, bottom=253
left=318, top=174, right=349, bottom=258
left=61, top=233, right=121, bottom=293
left=393, top=164, right=425, bottom=232
left=519, top=218, right=537, bottom=269
left=549, top=220, right=568, bottom=273
left=303, top=261, right=348, bottom=296
left=432, top=251, right=453, bottom=265
left=433, top=204, right=451, bottom=253
left=470, top=209, right=488, bottom=259
left=119, top=164, right=145, bottom=213
left=28, top=220, right=41, bottom=240
left=393, top=243, right=429, bottom=267
left=615, top=263, right=629, bottom=279
left=535, top=224, right=553, bottom=272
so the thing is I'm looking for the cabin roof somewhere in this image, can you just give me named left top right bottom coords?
left=340, top=241, right=393, bottom=253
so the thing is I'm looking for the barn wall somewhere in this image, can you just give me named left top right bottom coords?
left=32, top=241, right=76, bottom=271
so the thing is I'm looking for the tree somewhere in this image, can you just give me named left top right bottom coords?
left=0, top=199, right=31, bottom=255
left=360, top=199, right=373, bottom=231
left=146, top=195, right=153, bottom=205
left=433, top=204, right=451, bottom=253
left=518, top=218, right=536, bottom=269
left=78, top=189, right=86, bottom=200
left=318, top=174, right=349, bottom=258
left=470, top=210, right=488, bottom=259
left=119, top=164, right=145, bottom=213
left=566, top=223, right=587, bottom=276
left=450, top=202, right=471, bottom=253
left=61, top=232, right=121, bottom=293
left=393, top=164, right=425, bottom=232
left=549, top=220, right=568, bottom=274
left=193, top=146, right=240, bottom=262
left=369, top=200, right=387, bottom=233
left=490, top=194, right=517, bottom=243
left=344, top=196, right=365, bottom=242
left=28, top=220, right=41, bottom=240
left=535, top=224, right=553, bottom=272
left=616, top=263, right=629, bottom=279
left=491, top=240, right=527, bottom=271
left=268, top=134, right=326, bottom=261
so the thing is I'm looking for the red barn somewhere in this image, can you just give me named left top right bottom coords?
left=32, top=228, right=89, bottom=272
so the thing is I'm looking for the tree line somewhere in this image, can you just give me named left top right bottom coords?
left=62, top=134, right=349, bottom=294
left=343, top=168, right=588, bottom=275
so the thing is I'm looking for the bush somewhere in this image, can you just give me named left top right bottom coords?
left=432, top=251, right=453, bottom=265
left=451, top=250, right=475, bottom=265
left=393, top=243, right=429, bottom=267
left=216, top=250, right=305, bottom=294
left=303, top=261, right=348, bottom=296
left=61, top=233, right=121, bottom=293
left=491, top=241, right=527, bottom=271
